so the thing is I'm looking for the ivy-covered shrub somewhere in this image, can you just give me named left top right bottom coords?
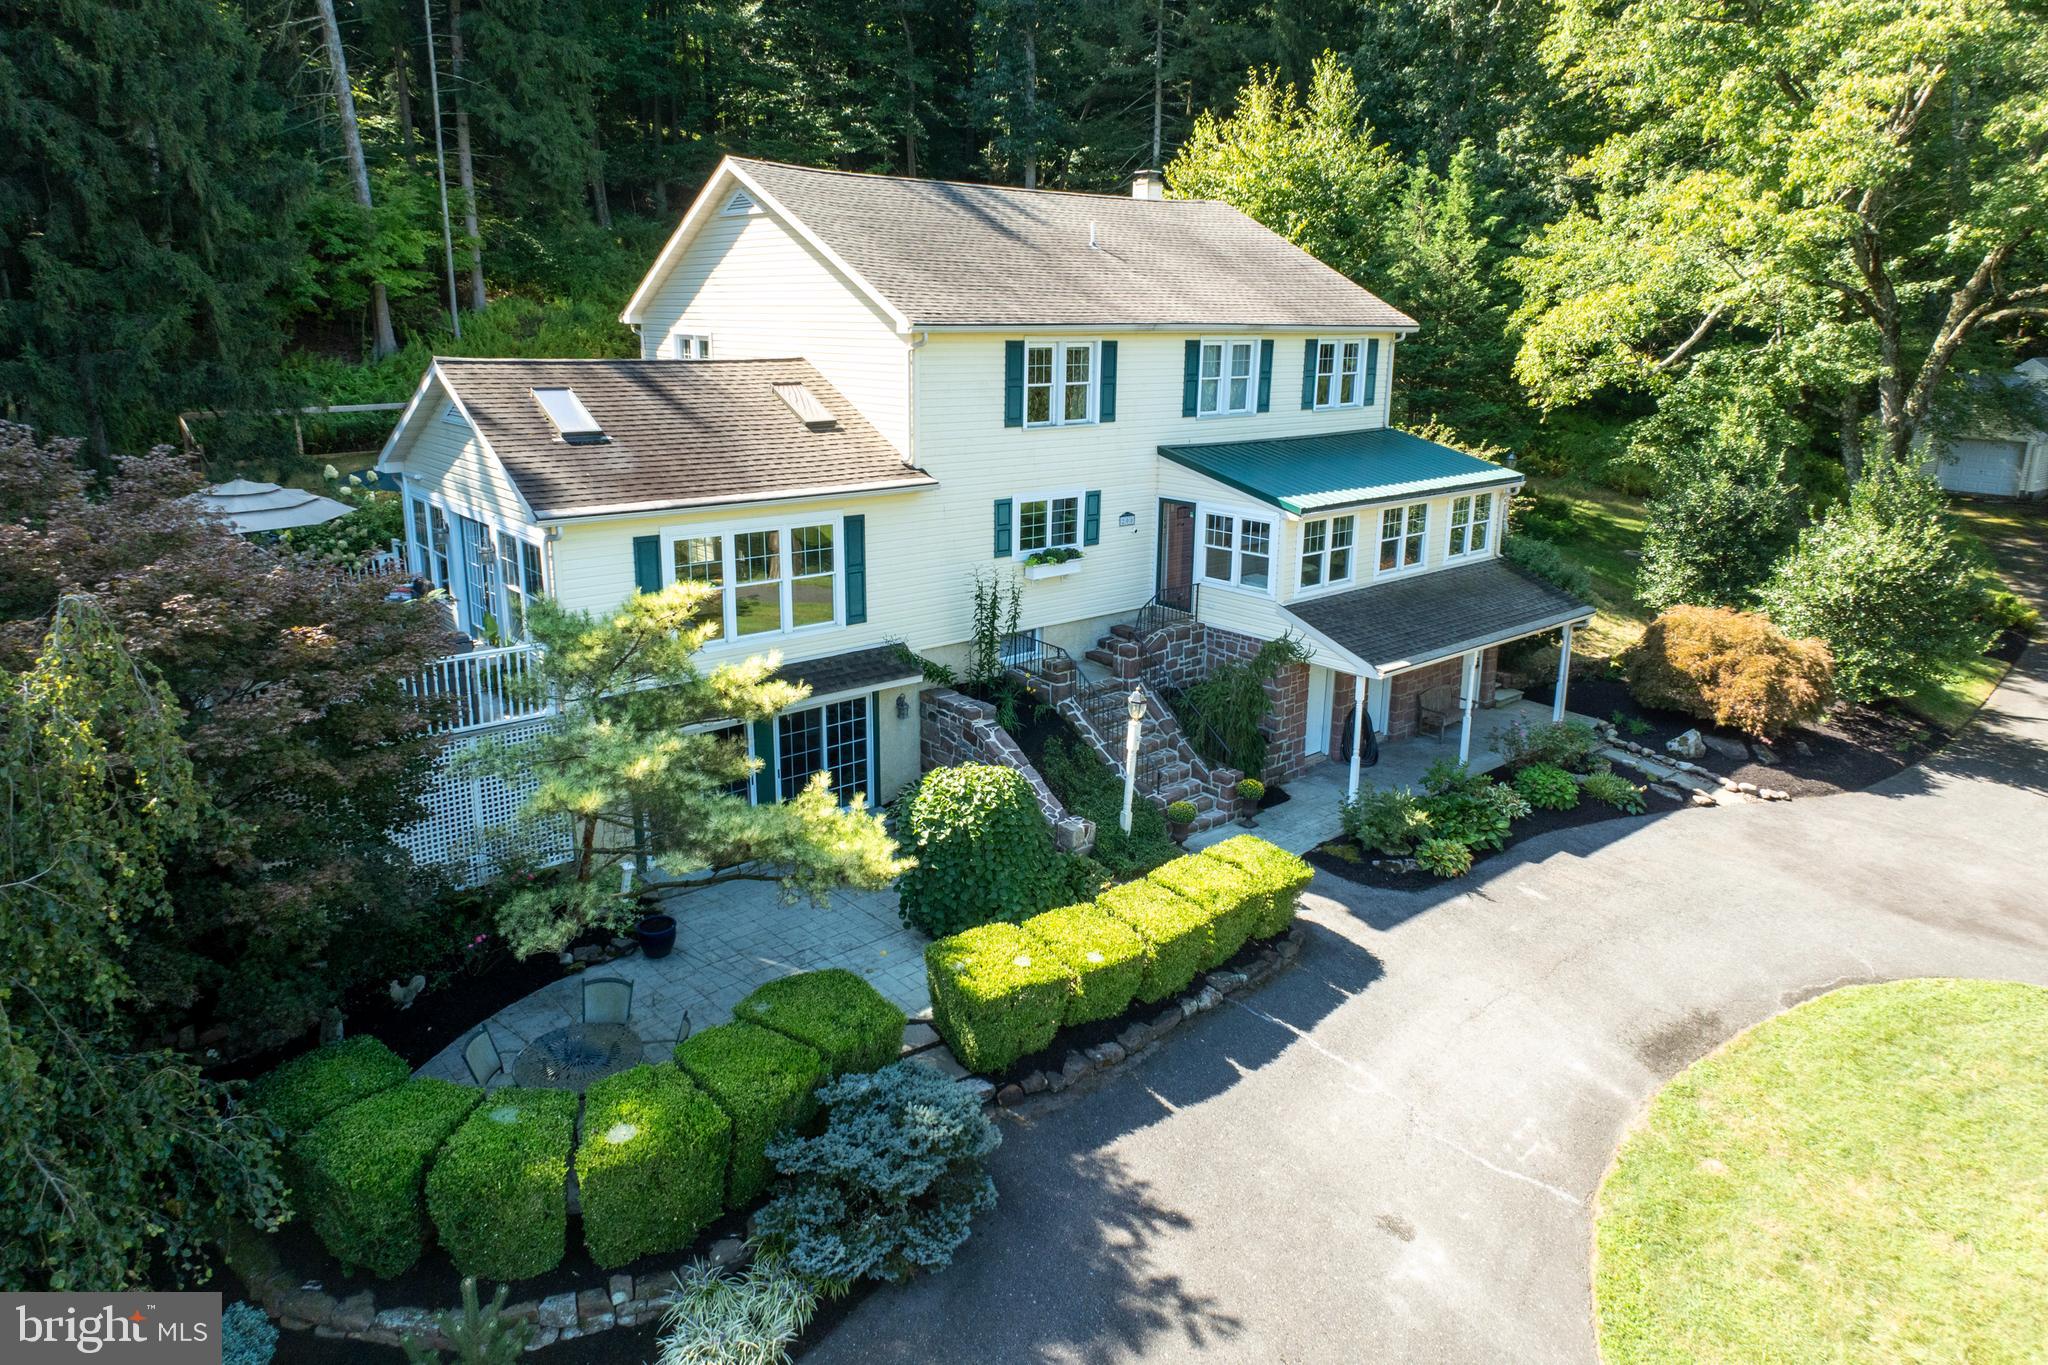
left=895, top=765, right=1069, bottom=936
left=1037, top=735, right=1177, bottom=876
left=1490, top=717, right=1603, bottom=774
left=1619, top=606, right=1834, bottom=739
left=248, top=1036, right=410, bottom=1140
left=424, top=1087, right=577, bottom=1281
left=1147, top=854, right=1262, bottom=969
left=293, top=1078, right=481, bottom=1277
left=754, top=1063, right=1000, bottom=1292
left=1200, top=835, right=1313, bottom=938
left=1020, top=904, right=1147, bottom=1027
left=578, top=1064, right=729, bottom=1268
left=1341, top=785, right=1431, bottom=856
left=1582, top=770, right=1647, bottom=813
left=1514, top=763, right=1581, bottom=811
left=674, top=1023, right=828, bottom=1207
left=924, top=922, right=1068, bottom=1074
left=1416, top=837, right=1474, bottom=878
left=1095, top=878, right=1212, bottom=1004
left=734, top=969, right=907, bottom=1078
left=222, top=1303, right=277, bottom=1365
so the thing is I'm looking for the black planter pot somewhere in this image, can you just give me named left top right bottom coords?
left=634, top=913, right=677, bottom=960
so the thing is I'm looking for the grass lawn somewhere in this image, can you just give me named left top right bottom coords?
left=1594, top=979, right=2048, bottom=1365
left=1902, top=653, right=2010, bottom=731
left=1520, top=478, right=1650, bottom=656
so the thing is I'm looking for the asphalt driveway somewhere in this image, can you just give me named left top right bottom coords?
left=806, top=629, right=2048, bottom=1362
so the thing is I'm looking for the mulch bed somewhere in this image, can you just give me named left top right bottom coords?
left=1306, top=786, right=1685, bottom=893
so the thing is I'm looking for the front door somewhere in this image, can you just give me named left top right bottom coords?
left=1157, top=499, right=1196, bottom=609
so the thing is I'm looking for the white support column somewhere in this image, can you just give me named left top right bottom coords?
left=1347, top=672, right=1366, bottom=798
left=1457, top=650, right=1479, bottom=764
left=1553, top=622, right=1575, bottom=722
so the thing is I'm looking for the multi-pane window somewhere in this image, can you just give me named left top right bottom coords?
left=1018, top=494, right=1080, bottom=554
left=1298, top=514, right=1356, bottom=589
left=1197, top=340, right=1258, bottom=416
left=703, top=721, right=752, bottom=800
left=673, top=534, right=725, bottom=638
left=1447, top=492, right=1494, bottom=559
left=670, top=521, right=836, bottom=639
left=497, top=532, right=544, bottom=637
left=428, top=506, right=453, bottom=588
left=778, top=698, right=870, bottom=803
left=409, top=499, right=434, bottom=580
left=1025, top=341, right=1096, bottom=426
left=1201, top=510, right=1275, bottom=590
left=667, top=333, right=710, bottom=359
left=1379, top=503, right=1429, bottom=573
left=1313, top=340, right=1364, bottom=408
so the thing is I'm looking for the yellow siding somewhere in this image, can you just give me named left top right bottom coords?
left=387, top=378, right=532, bottom=527
left=635, top=208, right=912, bottom=453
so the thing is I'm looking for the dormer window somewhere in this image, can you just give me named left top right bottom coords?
left=532, top=387, right=608, bottom=445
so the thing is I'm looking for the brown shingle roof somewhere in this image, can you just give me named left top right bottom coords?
left=433, top=357, right=934, bottom=519
left=728, top=159, right=1418, bottom=330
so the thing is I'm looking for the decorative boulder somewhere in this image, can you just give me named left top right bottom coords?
left=1665, top=729, right=1707, bottom=759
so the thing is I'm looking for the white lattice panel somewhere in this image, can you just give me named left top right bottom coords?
left=394, top=717, right=573, bottom=887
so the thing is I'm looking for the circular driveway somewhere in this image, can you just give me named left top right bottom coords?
left=805, top=639, right=2048, bottom=1364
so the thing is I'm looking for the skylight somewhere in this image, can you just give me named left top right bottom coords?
left=773, top=382, right=837, bottom=430
left=532, top=387, right=608, bottom=444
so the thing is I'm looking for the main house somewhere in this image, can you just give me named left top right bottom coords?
left=376, top=158, right=1591, bottom=823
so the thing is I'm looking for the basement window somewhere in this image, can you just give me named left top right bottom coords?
left=532, top=388, right=608, bottom=445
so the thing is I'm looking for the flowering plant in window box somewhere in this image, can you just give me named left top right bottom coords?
left=1022, top=547, right=1084, bottom=579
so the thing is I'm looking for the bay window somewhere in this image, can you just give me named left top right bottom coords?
left=1447, top=492, right=1494, bottom=560
left=1313, top=340, right=1364, bottom=408
left=666, top=519, right=838, bottom=640
left=1025, top=341, right=1097, bottom=426
left=1378, top=503, right=1428, bottom=574
left=1199, top=508, right=1276, bottom=592
left=1198, top=339, right=1258, bottom=416
left=1298, top=514, right=1356, bottom=589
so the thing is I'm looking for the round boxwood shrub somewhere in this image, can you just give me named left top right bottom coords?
left=425, top=1086, right=578, bottom=1281
left=896, top=765, right=1069, bottom=937
left=1620, top=605, right=1833, bottom=739
left=248, top=1036, right=410, bottom=1140
left=734, top=969, right=907, bottom=1077
left=578, top=1063, right=729, bottom=1268
left=1514, top=763, right=1581, bottom=811
left=293, top=1077, right=482, bottom=1278
left=674, top=1022, right=828, bottom=1208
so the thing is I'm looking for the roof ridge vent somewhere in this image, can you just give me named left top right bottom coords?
left=532, top=387, right=609, bottom=445
left=773, top=381, right=838, bottom=431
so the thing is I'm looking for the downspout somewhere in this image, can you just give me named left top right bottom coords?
left=904, top=329, right=927, bottom=467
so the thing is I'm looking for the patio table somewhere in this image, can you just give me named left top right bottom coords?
left=511, top=1022, right=643, bottom=1091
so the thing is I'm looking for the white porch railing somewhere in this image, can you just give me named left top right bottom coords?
left=408, top=642, right=555, bottom=736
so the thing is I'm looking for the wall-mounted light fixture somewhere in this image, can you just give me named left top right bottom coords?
left=1118, top=511, right=1136, bottom=530
left=895, top=694, right=911, bottom=720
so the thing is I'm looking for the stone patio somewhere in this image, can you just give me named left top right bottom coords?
left=417, top=880, right=930, bottom=1083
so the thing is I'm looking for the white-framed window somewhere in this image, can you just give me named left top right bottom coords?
left=1198, top=507, right=1276, bottom=592
left=497, top=531, right=546, bottom=637
left=1023, top=340, right=1097, bottom=426
left=1378, top=502, right=1429, bottom=575
left=1447, top=492, right=1495, bottom=561
left=666, top=333, right=710, bottom=360
left=1016, top=492, right=1081, bottom=555
left=1312, top=339, right=1365, bottom=409
left=777, top=697, right=872, bottom=804
left=665, top=517, right=838, bottom=641
left=428, top=505, right=454, bottom=588
left=1298, top=513, right=1357, bottom=590
left=1197, top=339, right=1259, bottom=417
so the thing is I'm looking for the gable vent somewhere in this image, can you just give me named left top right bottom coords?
left=532, top=387, right=609, bottom=445
left=773, top=382, right=837, bottom=431
left=722, top=189, right=760, bottom=216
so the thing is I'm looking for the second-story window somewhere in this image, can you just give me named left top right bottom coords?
left=1025, top=341, right=1096, bottom=426
left=1313, top=340, right=1365, bottom=408
left=1018, top=494, right=1081, bottom=555
left=1201, top=509, right=1274, bottom=591
left=1447, top=492, right=1495, bottom=560
left=1379, top=503, right=1429, bottom=574
left=1198, top=339, right=1258, bottom=417
left=1299, top=514, right=1357, bottom=589
left=668, top=520, right=836, bottom=640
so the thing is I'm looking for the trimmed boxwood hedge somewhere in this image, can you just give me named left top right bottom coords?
left=1020, top=904, right=1146, bottom=1027
left=425, top=1087, right=578, bottom=1281
left=1200, top=835, right=1312, bottom=938
left=293, top=1077, right=481, bottom=1278
left=734, top=969, right=906, bottom=1077
left=1147, top=854, right=1263, bottom=969
left=925, top=921, right=1068, bottom=1074
left=674, top=1022, right=828, bottom=1206
left=1095, top=878, right=1212, bottom=1004
left=577, top=1063, right=729, bottom=1268
left=248, top=1036, right=410, bottom=1140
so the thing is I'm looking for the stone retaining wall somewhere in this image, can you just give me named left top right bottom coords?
left=919, top=686, right=1095, bottom=852
left=1057, top=679, right=1242, bottom=832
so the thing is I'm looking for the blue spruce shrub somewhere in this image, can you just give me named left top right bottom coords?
left=222, top=1303, right=277, bottom=1365
left=753, top=1061, right=999, bottom=1291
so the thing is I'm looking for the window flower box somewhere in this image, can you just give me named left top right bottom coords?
left=1023, top=558, right=1082, bottom=581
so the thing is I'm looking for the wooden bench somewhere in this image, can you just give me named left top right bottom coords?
left=1417, top=684, right=1460, bottom=741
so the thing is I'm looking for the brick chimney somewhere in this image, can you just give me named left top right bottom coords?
left=1130, top=169, right=1165, bottom=201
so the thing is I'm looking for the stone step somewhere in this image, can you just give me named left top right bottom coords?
left=1084, top=648, right=1119, bottom=668
left=1488, top=687, right=1525, bottom=707
left=1108, top=623, right=1138, bottom=641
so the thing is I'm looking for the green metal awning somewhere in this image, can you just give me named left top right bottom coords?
left=1157, top=427, right=1517, bottom=515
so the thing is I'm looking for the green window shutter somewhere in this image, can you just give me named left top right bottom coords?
left=751, top=719, right=778, bottom=804
left=632, top=534, right=662, bottom=595
left=1256, top=339, right=1274, bottom=412
left=843, top=514, right=866, bottom=624
left=1301, top=339, right=1318, bottom=409
left=1083, top=491, right=1101, bottom=546
left=1182, top=340, right=1200, bottom=417
left=1099, top=341, right=1118, bottom=422
left=1364, top=338, right=1381, bottom=405
left=993, top=498, right=1012, bottom=557
left=1003, top=341, right=1025, bottom=427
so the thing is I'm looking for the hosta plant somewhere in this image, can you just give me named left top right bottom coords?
left=1415, top=838, right=1474, bottom=878
left=1581, top=770, right=1646, bottom=814
left=1514, top=763, right=1580, bottom=812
